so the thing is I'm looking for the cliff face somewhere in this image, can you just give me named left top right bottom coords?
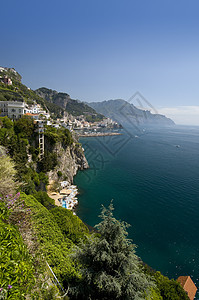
left=48, top=141, right=89, bottom=184
left=35, top=87, right=70, bottom=109
left=35, top=87, right=103, bottom=118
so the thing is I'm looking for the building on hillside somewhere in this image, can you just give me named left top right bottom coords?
left=0, top=75, right=12, bottom=85
left=24, top=112, right=40, bottom=120
left=0, top=101, right=25, bottom=119
left=177, top=276, right=197, bottom=300
left=24, top=104, right=50, bottom=119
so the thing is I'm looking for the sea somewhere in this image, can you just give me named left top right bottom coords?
left=74, top=125, right=199, bottom=296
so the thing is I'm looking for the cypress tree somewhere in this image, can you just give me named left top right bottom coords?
left=70, top=203, right=153, bottom=299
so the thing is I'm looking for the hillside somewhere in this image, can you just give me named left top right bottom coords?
left=0, top=68, right=103, bottom=121
left=88, top=99, right=175, bottom=127
left=0, top=68, right=65, bottom=119
left=35, top=87, right=104, bottom=122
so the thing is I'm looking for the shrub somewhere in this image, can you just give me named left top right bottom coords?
left=0, top=202, right=35, bottom=299
left=50, top=207, right=89, bottom=244
left=57, top=171, right=62, bottom=178
left=14, top=115, right=35, bottom=138
left=153, top=272, right=189, bottom=300
left=21, top=193, right=80, bottom=286
left=33, top=191, right=55, bottom=209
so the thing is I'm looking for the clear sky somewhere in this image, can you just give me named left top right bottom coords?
left=1, top=0, right=199, bottom=124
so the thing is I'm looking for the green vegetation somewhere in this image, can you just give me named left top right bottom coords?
left=21, top=193, right=82, bottom=287
left=0, top=85, right=24, bottom=102
left=151, top=271, right=189, bottom=300
left=0, top=151, right=16, bottom=196
left=44, top=125, right=73, bottom=147
left=33, top=190, right=55, bottom=209
left=85, top=114, right=104, bottom=123
left=0, top=116, right=73, bottom=194
left=50, top=207, right=89, bottom=244
left=143, top=266, right=189, bottom=300
left=70, top=203, right=153, bottom=299
left=64, top=100, right=103, bottom=120
left=0, top=202, right=35, bottom=299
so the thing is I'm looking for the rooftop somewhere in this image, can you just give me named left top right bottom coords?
left=177, top=276, right=197, bottom=300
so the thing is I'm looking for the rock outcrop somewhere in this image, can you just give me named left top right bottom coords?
left=48, top=141, right=89, bottom=184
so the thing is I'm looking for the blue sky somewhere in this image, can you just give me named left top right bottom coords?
left=1, top=0, right=199, bottom=124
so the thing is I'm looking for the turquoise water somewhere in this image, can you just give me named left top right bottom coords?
left=74, top=125, right=199, bottom=292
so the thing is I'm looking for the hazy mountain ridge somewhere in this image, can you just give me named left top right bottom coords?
left=87, top=99, right=175, bottom=127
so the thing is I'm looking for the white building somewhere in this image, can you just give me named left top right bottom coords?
left=24, top=104, right=50, bottom=119
left=0, top=101, right=25, bottom=119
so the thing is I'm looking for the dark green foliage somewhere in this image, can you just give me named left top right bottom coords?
left=20, top=169, right=49, bottom=195
left=70, top=203, right=153, bottom=300
left=0, top=116, right=13, bottom=129
left=14, top=115, right=35, bottom=138
left=57, top=170, right=62, bottom=177
left=33, top=191, right=55, bottom=209
left=29, top=145, right=39, bottom=161
left=64, top=100, right=101, bottom=118
left=45, top=126, right=73, bottom=148
left=85, top=114, right=104, bottom=123
left=50, top=207, right=89, bottom=244
left=0, top=202, right=35, bottom=299
left=59, top=128, right=73, bottom=147
left=39, top=151, right=58, bottom=173
left=38, top=172, right=49, bottom=185
left=44, top=101, right=64, bottom=119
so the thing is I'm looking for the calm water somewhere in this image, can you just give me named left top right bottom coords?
left=74, top=125, right=199, bottom=294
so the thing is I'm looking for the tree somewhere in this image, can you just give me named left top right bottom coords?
left=70, top=203, right=153, bottom=300
left=14, top=115, right=34, bottom=138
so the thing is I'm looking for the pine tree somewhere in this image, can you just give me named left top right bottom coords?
left=70, top=203, right=153, bottom=300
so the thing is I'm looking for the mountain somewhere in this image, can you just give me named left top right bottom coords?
left=35, top=87, right=104, bottom=122
left=87, top=99, right=175, bottom=127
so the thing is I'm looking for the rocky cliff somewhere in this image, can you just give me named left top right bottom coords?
left=46, top=138, right=89, bottom=184
left=35, top=87, right=104, bottom=120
